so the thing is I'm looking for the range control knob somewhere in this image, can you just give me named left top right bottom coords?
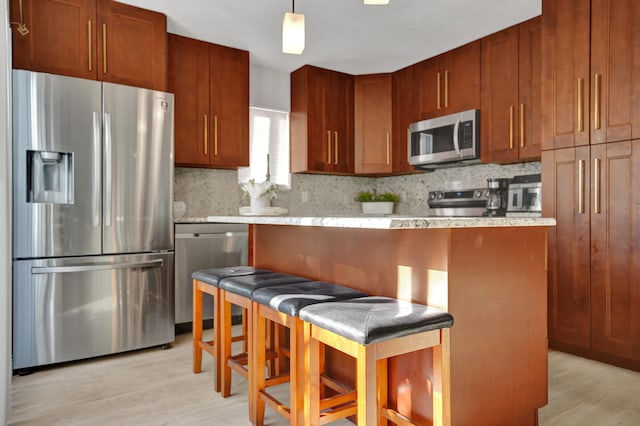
left=474, top=190, right=483, bottom=198
left=429, top=192, right=436, bottom=200
left=437, top=193, right=444, bottom=199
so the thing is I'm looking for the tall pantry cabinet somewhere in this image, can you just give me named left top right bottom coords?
left=542, top=0, right=640, bottom=367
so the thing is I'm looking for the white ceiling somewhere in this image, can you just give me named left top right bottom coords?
left=118, top=0, right=541, bottom=75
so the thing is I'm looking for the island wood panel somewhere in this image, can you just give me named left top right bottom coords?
left=253, top=224, right=548, bottom=426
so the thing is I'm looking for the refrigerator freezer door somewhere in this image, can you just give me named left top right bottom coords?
left=12, top=70, right=102, bottom=259
left=102, top=83, right=174, bottom=254
left=12, top=253, right=175, bottom=370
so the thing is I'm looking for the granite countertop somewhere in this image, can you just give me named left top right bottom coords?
left=176, top=215, right=556, bottom=229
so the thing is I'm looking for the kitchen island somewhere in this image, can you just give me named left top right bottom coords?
left=203, top=215, right=555, bottom=425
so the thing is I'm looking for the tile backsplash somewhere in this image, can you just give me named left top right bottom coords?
left=175, top=162, right=541, bottom=217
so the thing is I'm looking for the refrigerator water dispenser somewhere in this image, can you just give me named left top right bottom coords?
left=28, top=150, right=74, bottom=204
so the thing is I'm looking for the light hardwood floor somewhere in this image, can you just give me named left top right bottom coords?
left=7, top=332, right=640, bottom=425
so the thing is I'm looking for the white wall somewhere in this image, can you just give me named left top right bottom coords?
left=249, top=63, right=290, bottom=111
left=0, top=0, right=12, bottom=422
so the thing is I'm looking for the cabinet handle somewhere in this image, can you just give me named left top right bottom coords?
left=334, top=131, right=338, bottom=164
left=578, top=159, right=585, bottom=214
left=327, top=131, right=331, bottom=164
left=436, top=72, right=442, bottom=110
left=577, top=77, right=584, bottom=132
left=594, top=73, right=601, bottom=130
left=214, top=115, right=218, bottom=156
left=87, top=21, right=92, bottom=71
left=509, top=105, right=514, bottom=149
left=444, top=70, right=449, bottom=108
left=520, top=104, right=525, bottom=148
left=386, top=132, right=390, bottom=165
left=102, top=24, right=107, bottom=74
left=594, top=157, right=600, bottom=214
left=203, top=114, right=208, bottom=155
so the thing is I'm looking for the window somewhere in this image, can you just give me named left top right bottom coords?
left=238, top=107, right=290, bottom=188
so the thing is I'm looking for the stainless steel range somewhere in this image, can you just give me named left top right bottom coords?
left=427, top=188, right=490, bottom=217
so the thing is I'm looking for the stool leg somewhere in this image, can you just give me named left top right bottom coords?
left=220, top=293, right=234, bottom=398
left=212, top=287, right=221, bottom=393
left=357, top=344, right=378, bottom=426
left=192, top=279, right=203, bottom=374
left=433, top=328, right=451, bottom=426
left=253, top=302, right=266, bottom=426
left=304, top=322, right=320, bottom=426
left=377, top=358, right=388, bottom=426
left=290, top=318, right=304, bottom=426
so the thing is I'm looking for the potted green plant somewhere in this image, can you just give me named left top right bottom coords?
left=355, top=190, right=399, bottom=215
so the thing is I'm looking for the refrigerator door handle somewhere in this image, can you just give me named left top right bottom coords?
left=92, top=111, right=101, bottom=227
left=31, top=259, right=164, bottom=274
left=104, top=112, right=112, bottom=227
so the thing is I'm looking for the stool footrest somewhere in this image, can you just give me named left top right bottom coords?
left=319, top=403, right=357, bottom=425
left=382, top=407, right=418, bottom=426
left=265, top=373, right=290, bottom=387
left=259, top=390, right=291, bottom=420
left=319, top=391, right=357, bottom=412
left=196, top=340, right=216, bottom=357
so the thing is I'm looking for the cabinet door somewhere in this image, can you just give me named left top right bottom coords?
left=517, top=17, right=542, bottom=160
left=541, top=0, right=591, bottom=150
left=590, top=0, right=640, bottom=144
left=97, top=0, right=167, bottom=91
left=392, top=65, right=419, bottom=174
left=10, top=0, right=97, bottom=79
left=209, top=44, right=249, bottom=168
left=354, top=74, right=392, bottom=174
left=542, top=147, right=591, bottom=350
left=168, top=35, right=210, bottom=167
left=326, top=70, right=354, bottom=174
left=480, top=25, right=520, bottom=163
left=417, top=57, right=442, bottom=118
left=590, top=141, right=640, bottom=361
left=446, top=41, right=481, bottom=113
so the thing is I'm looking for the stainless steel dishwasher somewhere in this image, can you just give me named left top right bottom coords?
left=174, top=223, right=248, bottom=327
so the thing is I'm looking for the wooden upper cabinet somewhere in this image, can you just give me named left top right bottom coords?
left=10, top=0, right=97, bottom=79
left=417, top=41, right=480, bottom=119
left=392, top=65, right=419, bottom=174
left=290, top=65, right=354, bottom=174
left=542, top=0, right=640, bottom=150
left=168, top=35, right=210, bottom=166
left=208, top=44, right=250, bottom=168
left=542, top=146, right=592, bottom=350
left=97, top=0, right=167, bottom=91
left=169, top=34, right=249, bottom=169
left=354, top=74, right=392, bottom=174
left=590, top=0, right=640, bottom=144
left=481, top=17, right=541, bottom=164
left=10, top=0, right=167, bottom=91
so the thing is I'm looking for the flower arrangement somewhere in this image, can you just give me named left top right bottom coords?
left=240, top=154, right=279, bottom=210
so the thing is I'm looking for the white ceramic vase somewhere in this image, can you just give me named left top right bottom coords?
left=361, top=201, right=394, bottom=215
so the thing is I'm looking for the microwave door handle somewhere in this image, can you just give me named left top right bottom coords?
left=453, top=117, right=461, bottom=156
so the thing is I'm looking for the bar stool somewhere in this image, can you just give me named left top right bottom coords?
left=299, top=296, right=454, bottom=426
left=192, top=266, right=271, bottom=392
left=250, top=281, right=369, bottom=426
left=217, top=272, right=312, bottom=421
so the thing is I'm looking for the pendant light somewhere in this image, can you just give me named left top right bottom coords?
left=282, top=0, right=305, bottom=55
left=364, top=0, right=390, bottom=4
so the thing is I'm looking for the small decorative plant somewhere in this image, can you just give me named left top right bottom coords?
left=355, top=190, right=399, bottom=203
left=355, top=190, right=399, bottom=215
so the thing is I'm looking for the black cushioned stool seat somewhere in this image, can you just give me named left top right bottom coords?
left=250, top=281, right=369, bottom=426
left=192, top=266, right=271, bottom=393
left=216, top=272, right=311, bottom=422
left=299, top=296, right=455, bottom=426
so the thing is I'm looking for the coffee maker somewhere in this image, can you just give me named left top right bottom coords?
left=483, top=178, right=510, bottom=217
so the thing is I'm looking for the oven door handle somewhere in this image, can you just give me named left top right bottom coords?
left=453, top=117, right=461, bottom=156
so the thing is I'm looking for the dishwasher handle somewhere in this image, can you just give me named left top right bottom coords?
left=175, top=232, right=248, bottom=239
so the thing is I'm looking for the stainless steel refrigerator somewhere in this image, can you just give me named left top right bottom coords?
left=12, top=70, right=175, bottom=370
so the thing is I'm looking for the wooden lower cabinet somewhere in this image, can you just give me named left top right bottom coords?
left=543, top=140, right=640, bottom=367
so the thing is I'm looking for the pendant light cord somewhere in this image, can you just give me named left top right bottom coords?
left=292, top=0, right=295, bottom=13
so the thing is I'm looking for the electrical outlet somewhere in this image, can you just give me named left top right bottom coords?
left=301, top=191, right=309, bottom=203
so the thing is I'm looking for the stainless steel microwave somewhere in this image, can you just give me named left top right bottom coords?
left=408, top=109, right=480, bottom=168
